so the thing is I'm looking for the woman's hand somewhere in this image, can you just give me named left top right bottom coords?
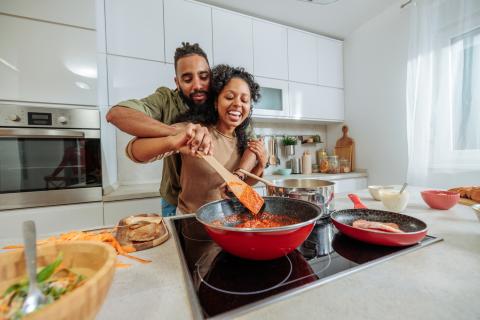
left=247, top=138, right=267, bottom=169
left=170, top=123, right=214, bottom=156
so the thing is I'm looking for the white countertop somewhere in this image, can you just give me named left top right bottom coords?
left=96, top=187, right=480, bottom=320
left=102, top=171, right=368, bottom=202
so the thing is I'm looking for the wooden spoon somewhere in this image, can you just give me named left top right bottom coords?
left=200, top=154, right=264, bottom=214
left=237, top=169, right=274, bottom=186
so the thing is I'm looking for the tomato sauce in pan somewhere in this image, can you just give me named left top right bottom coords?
left=212, top=212, right=300, bottom=229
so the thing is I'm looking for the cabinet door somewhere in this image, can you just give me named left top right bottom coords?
left=107, top=55, right=175, bottom=104
left=333, top=178, right=367, bottom=194
left=289, top=82, right=344, bottom=121
left=288, top=29, right=317, bottom=84
left=105, top=0, right=164, bottom=61
left=0, top=15, right=97, bottom=106
left=104, top=198, right=162, bottom=226
left=212, top=9, right=253, bottom=72
left=253, top=77, right=289, bottom=117
left=0, top=202, right=103, bottom=240
left=164, top=0, right=212, bottom=64
left=0, top=0, right=95, bottom=29
left=253, top=20, right=288, bottom=80
left=317, top=37, right=343, bottom=88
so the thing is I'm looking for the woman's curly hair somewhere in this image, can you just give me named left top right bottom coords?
left=175, top=64, right=261, bottom=154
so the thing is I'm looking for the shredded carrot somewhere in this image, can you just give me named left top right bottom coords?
left=2, top=230, right=151, bottom=266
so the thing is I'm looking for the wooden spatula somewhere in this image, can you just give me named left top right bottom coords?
left=200, top=154, right=264, bottom=214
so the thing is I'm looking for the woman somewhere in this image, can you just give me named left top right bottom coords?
left=127, top=65, right=266, bottom=214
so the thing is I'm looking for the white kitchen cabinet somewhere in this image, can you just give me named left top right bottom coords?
left=332, top=178, right=367, bottom=194
left=0, top=202, right=103, bottom=240
left=105, top=0, right=165, bottom=61
left=164, top=0, right=212, bottom=64
left=317, top=37, right=343, bottom=88
left=288, top=29, right=317, bottom=84
left=253, top=77, right=290, bottom=118
left=289, top=82, right=344, bottom=121
left=212, top=9, right=253, bottom=72
left=104, top=198, right=162, bottom=226
left=0, top=0, right=96, bottom=29
left=107, top=55, right=175, bottom=104
left=0, top=15, right=97, bottom=105
left=253, top=20, right=288, bottom=80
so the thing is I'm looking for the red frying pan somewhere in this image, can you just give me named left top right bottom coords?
left=331, top=194, right=428, bottom=246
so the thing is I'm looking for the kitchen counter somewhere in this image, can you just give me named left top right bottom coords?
left=96, top=187, right=480, bottom=320
left=102, top=171, right=368, bottom=202
left=264, top=170, right=367, bottom=181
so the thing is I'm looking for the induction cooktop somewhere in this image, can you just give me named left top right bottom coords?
left=169, top=215, right=441, bottom=319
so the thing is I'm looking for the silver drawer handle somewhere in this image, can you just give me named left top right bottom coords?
left=0, top=128, right=85, bottom=138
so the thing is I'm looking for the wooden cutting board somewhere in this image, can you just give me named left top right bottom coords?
left=115, top=214, right=169, bottom=251
left=334, top=125, right=355, bottom=171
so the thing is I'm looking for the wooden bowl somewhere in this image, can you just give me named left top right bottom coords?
left=0, top=241, right=116, bottom=320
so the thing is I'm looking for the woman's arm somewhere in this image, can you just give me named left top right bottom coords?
left=236, top=139, right=267, bottom=186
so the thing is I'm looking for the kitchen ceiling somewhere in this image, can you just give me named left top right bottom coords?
left=196, top=0, right=401, bottom=39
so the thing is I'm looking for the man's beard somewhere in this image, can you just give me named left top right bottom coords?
left=177, top=89, right=217, bottom=125
left=179, top=89, right=211, bottom=111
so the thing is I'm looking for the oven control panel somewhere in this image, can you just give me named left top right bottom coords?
left=0, top=104, right=100, bottom=129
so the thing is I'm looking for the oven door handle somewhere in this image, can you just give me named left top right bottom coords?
left=0, top=128, right=85, bottom=138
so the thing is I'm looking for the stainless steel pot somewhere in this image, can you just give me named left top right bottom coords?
left=266, top=179, right=335, bottom=218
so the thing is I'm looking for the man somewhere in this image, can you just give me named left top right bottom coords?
left=106, top=42, right=260, bottom=216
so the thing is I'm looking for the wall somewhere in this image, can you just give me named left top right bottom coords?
left=328, top=1, right=410, bottom=185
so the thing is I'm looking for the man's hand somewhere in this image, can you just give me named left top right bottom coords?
left=171, top=123, right=214, bottom=156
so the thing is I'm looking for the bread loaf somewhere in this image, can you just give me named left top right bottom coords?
left=448, top=186, right=480, bottom=203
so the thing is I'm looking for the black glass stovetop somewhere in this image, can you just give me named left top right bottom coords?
left=171, top=216, right=441, bottom=319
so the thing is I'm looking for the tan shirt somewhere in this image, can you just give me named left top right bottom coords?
left=178, top=127, right=241, bottom=214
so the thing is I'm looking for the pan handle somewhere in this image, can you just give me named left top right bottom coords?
left=348, top=194, right=367, bottom=209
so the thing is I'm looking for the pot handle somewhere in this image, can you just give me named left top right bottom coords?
left=348, top=194, right=367, bottom=209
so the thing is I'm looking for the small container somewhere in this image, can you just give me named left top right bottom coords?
left=302, top=151, right=312, bottom=174
left=317, top=149, right=329, bottom=173
left=339, top=158, right=351, bottom=173
left=328, top=156, right=339, bottom=174
left=312, top=164, right=319, bottom=173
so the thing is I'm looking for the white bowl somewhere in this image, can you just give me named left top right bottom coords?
left=368, top=185, right=395, bottom=201
left=381, top=189, right=410, bottom=212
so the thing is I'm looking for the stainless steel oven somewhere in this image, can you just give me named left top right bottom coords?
left=0, top=104, right=102, bottom=210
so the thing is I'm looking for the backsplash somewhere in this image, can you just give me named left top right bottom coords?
left=253, top=121, right=328, bottom=175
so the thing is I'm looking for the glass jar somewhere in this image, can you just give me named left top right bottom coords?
left=328, top=156, right=339, bottom=174
left=317, top=149, right=329, bottom=173
left=339, top=158, right=351, bottom=173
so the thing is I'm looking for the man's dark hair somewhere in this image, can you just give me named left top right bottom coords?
left=174, top=42, right=209, bottom=72
left=175, top=64, right=261, bottom=155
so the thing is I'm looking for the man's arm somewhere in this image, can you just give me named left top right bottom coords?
left=106, top=106, right=176, bottom=137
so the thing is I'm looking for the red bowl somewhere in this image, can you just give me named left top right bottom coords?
left=421, top=190, right=460, bottom=210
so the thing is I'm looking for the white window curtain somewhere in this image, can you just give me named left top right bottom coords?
left=406, top=0, right=480, bottom=188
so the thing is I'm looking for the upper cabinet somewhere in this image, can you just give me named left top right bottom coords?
left=212, top=10, right=253, bottom=72
left=0, top=15, right=97, bottom=106
left=0, top=0, right=96, bottom=29
left=253, top=20, right=288, bottom=80
left=317, top=37, right=344, bottom=88
left=253, top=77, right=289, bottom=118
left=105, top=0, right=164, bottom=61
left=289, top=82, right=343, bottom=121
left=288, top=29, right=318, bottom=84
left=164, top=0, right=212, bottom=64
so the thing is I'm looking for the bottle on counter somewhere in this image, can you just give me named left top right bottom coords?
left=302, top=151, right=312, bottom=174
left=317, top=149, right=329, bottom=173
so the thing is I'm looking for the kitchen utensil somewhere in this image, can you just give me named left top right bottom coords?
left=0, top=241, right=116, bottom=320
left=273, top=137, right=281, bottom=165
left=368, top=185, right=395, bottom=201
left=267, top=137, right=277, bottom=166
left=334, top=125, right=355, bottom=171
left=266, top=179, right=335, bottom=217
left=331, top=195, right=428, bottom=246
left=200, top=154, right=264, bottom=214
left=290, top=158, right=302, bottom=174
left=400, top=183, right=408, bottom=194
left=115, top=214, right=169, bottom=251
left=195, top=197, right=322, bottom=260
left=21, top=221, right=47, bottom=315
left=238, top=169, right=274, bottom=186
left=420, top=190, right=460, bottom=210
